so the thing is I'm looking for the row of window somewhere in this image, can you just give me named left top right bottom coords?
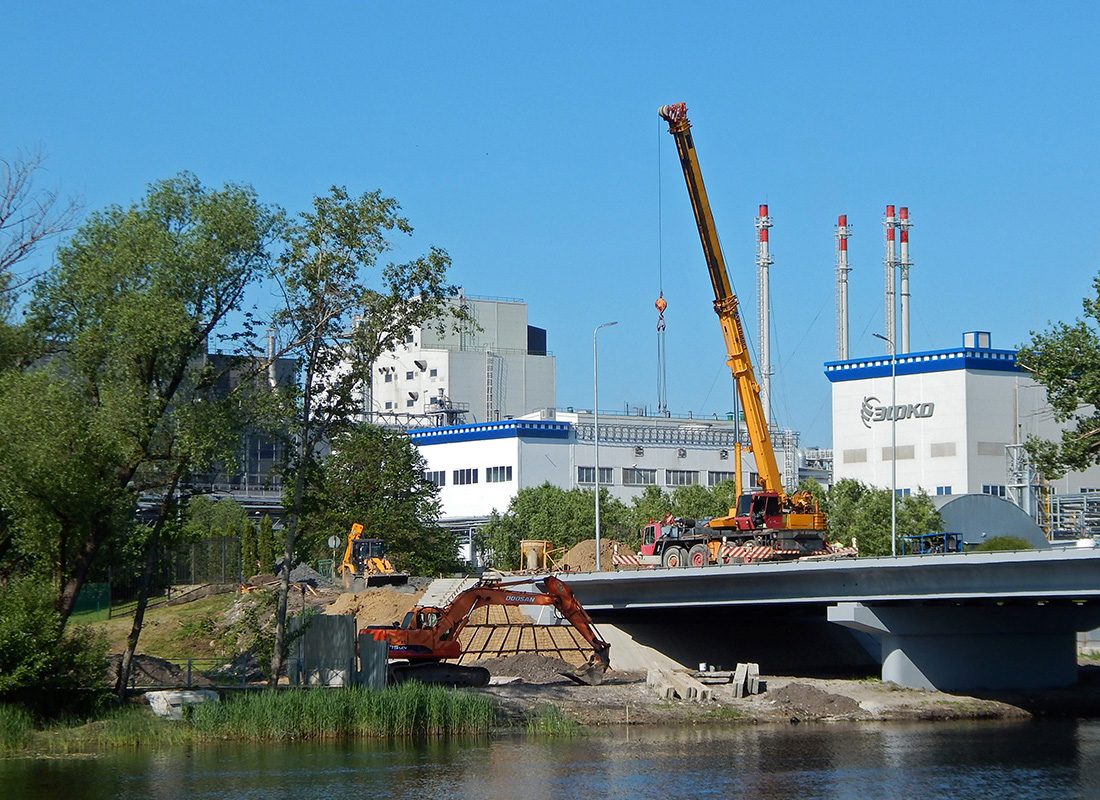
left=578, top=467, right=745, bottom=488
left=383, top=367, right=439, bottom=382
left=423, top=466, right=513, bottom=487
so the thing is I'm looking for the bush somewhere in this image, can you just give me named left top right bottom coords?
left=0, top=579, right=107, bottom=700
left=973, top=536, right=1032, bottom=552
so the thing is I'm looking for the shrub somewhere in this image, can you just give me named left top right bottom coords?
left=973, top=536, right=1032, bottom=552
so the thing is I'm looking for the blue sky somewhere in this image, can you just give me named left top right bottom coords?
left=4, top=3, right=1099, bottom=447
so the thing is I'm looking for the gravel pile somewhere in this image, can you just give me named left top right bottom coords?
left=471, top=653, right=580, bottom=683
left=770, top=682, right=863, bottom=719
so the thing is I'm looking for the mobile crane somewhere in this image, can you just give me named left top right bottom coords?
left=656, top=102, right=827, bottom=559
left=360, top=574, right=611, bottom=687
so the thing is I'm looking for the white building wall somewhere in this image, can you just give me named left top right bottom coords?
left=419, top=435, right=521, bottom=517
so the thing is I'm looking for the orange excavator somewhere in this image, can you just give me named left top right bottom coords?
left=361, top=574, right=611, bottom=687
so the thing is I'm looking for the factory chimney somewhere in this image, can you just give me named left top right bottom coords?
left=755, top=204, right=773, bottom=416
left=898, top=206, right=912, bottom=353
left=835, top=214, right=851, bottom=360
left=882, top=205, right=897, bottom=355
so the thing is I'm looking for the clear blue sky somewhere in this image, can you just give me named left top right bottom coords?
left=4, top=3, right=1099, bottom=447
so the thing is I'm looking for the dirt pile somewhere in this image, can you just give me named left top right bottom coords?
left=325, top=586, right=423, bottom=629
left=106, top=654, right=215, bottom=688
left=557, top=539, right=623, bottom=573
left=472, top=653, right=579, bottom=683
left=769, top=682, right=863, bottom=719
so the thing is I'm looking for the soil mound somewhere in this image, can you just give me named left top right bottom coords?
left=557, top=539, right=623, bottom=573
left=770, top=682, right=863, bottom=718
left=325, top=586, right=423, bottom=629
left=472, top=653, right=578, bottom=683
left=106, top=654, right=215, bottom=688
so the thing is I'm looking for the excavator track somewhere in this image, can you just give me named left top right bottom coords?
left=389, top=661, right=491, bottom=688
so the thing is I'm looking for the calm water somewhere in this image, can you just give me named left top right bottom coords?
left=4, top=720, right=1099, bottom=800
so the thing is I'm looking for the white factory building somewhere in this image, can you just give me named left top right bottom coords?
left=367, top=294, right=555, bottom=425
left=825, top=331, right=1100, bottom=513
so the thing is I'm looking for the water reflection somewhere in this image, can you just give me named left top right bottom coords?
left=3, top=721, right=1098, bottom=800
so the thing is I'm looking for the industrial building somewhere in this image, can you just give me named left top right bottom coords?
left=366, top=293, right=555, bottom=427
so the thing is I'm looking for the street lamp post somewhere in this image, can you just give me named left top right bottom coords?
left=873, top=332, right=898, bottom=556
left=593, top=321, right=618, bottom=571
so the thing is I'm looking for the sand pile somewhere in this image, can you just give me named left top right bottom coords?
left=556, top=539, right=623, bottom=573
left=325, top=586, right=423, bottom=629
left=770, top=682, right=863, bottom=719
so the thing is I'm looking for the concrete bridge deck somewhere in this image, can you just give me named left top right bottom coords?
left=555, top=548, right=1100, bottom=691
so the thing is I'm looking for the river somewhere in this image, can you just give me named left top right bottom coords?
left=4, top=719, right=1099, bottom=799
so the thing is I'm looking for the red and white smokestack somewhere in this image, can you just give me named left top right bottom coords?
left=898, top=207, right=912, bottom=354
left=883, top=205, right=897, bottom=355
left=755, top=204, right=774, bottom=417
left=835, top=214, right=851, bottom=360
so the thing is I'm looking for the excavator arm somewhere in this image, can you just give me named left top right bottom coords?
left=658, top=102, right=783, bottom=493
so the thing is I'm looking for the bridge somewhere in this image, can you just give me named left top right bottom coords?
left=556, top=548, right=1100, bottom=691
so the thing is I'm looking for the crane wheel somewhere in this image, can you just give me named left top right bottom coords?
left=662, top=546, right=686, bottom=568
left=688, top=544, right=710, bottom=568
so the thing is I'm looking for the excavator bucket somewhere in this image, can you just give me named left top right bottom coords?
left=560, top=660, right=608, bottom=686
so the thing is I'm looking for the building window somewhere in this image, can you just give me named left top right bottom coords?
left=666, top=470, right=698, bottom=487
left=623, top=468, right=656, bottom=486
left=709, top=471, right=738, bottom=486
left=982, top=484, right=1006, bottom=498
left=406, top=371, right=414, bottom=380
left=429, top=368, right=438, bottom=377
left=935, top=485, right=952, bottom=495
left=384, top=401, right=392, bottom=410
left=578, top=467, right=613, bottom=484
left=486, top=466, right=513, bottom=483
left=895, top=488, right=911, bottom=497
left=1082, top=488, right=1100, bottom=493
left=406, top=399, right=415, bottom=408
left=454, top=468, right=478, bottom=485
left=424, top=470, right=446, bottom=487
left=748, top=472, right=760, bottom=490
left=384, top=373, right=393, bottom=383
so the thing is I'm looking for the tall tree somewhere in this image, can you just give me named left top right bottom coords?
left=1016, top=275, right=1100, bottom=478
left=269, top=186, right=468, bottom=684
left=6, top=172, right=281, bottom=626
left=298, top=424, right=458, bottom=575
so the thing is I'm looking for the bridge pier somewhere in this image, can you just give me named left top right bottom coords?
left=828, top=602, right=1100, bottom=691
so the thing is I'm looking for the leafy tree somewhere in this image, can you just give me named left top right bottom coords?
left=298, top=424, right=458, bottom=575
left=268, top=186, right=468, bottom=683
left=12, top=171, right=281, bottom=627
left=256, top=515, right=277, bottom=574
left=182, top=495, right=250, bottom=540
left=1017, top=275, right=1100, bottom=478
left=0, top=578, right=106, bottom=701
left=670, top=484, right=716, bottom=519
left=627, top=485, right=673, bottom=531
left=825, top=478, right=942, bottom=556
left=475, top=483, right=631, bottom=570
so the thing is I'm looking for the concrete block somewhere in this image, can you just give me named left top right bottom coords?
left=146, top=689, right=218, bottom=720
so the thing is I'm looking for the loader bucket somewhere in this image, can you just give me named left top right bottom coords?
left=365, top=572, right=409, bottom=587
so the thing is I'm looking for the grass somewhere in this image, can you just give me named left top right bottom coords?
left=0, top=685, right=498, bottom=754
left=79, top=593, right=241, bottom=656
left=524, top=703, right=586, bottom=737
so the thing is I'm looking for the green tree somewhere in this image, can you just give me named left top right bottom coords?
left=628, top=485, right=672, bottom=531
left=670, top=484, right=716, bottom=519
left=825, top=478, right=942, bottom=557
left=299, top=425, right=458, bottom=575
left=256, top=515, right=276, bottom=573
left=974, top=536, right=1032, bottom=551
left=1017, top=275, right=1100, bottom=478
left=12, top=171, right=281, bottom=626
left=0, top=578, right=106, bottom=702
left=182, top=495, right=251, bottom=540
left=269, top=186, right=468, bottom=683
left=475, top=483, right=631, bottom=570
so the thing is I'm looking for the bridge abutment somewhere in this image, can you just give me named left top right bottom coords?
left=828, top=602, right=1100, bottom=690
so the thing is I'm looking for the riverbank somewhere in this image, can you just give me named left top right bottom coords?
left=475, top=659, right=1100, bottom=726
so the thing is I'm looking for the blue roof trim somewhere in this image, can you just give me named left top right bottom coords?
left=407, top=419, right=572, bottom=445
left=824, top=348, right=1021, bottom=383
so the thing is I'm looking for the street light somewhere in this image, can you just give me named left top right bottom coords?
left=593, top=321, right=618, bottom=571
left=872, top=332, right=898, bottom=556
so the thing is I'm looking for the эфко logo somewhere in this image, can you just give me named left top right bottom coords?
left=861, top=396, right=935, bottom=429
